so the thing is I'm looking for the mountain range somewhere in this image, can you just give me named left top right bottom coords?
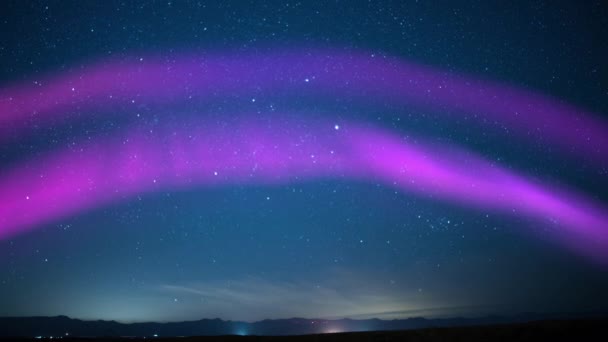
left=1, top=312, right=605, bottom=338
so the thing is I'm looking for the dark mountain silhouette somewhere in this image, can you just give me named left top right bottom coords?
left=0, top=312, right=606, bottom=338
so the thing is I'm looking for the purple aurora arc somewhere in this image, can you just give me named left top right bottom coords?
left=0, top=117, right=607, bottom=263
left=0, top=49, right=606, bottom=164
left=0, top=49, right=607, bottom=264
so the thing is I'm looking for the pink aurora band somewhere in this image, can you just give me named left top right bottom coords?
left=0, top=49, right=607, bottom=263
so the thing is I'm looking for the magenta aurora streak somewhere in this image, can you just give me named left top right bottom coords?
left=0, top=49, right=607, bottom=264
left=0, top=118, right=607, bottom=263
left=0, top=49, right=607, bottom=164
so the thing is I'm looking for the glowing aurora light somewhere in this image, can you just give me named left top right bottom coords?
left=0, top=49, right=607, bottom=265
left=0, top=117, right=606, bottom=263
left=0, top=49, right=606, bottom=164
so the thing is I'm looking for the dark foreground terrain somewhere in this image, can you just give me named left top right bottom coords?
left=4, top=319, right=607, bottom=341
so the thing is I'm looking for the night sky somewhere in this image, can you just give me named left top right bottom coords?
left=1, top=1, right=608, bottom=323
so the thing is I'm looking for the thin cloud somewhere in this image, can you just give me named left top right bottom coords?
left=158, top=275, right=458, bottom=321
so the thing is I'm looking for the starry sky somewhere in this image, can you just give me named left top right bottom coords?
left=1, top=0, right=608, bottom=323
